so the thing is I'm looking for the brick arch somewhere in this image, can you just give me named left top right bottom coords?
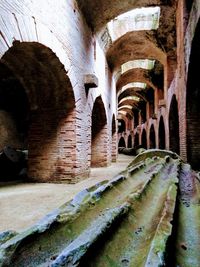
left=111, top=114, right=117, bottom=162
left=141, top=128, right=147, bottom=149
left=186, top=19, right=200, bottom=169
left=169, top=94, right=180, bottom=154
left=116, top=68, right=157, bottom=92
left=91, top=96, right=109, bottom=167
left=0, top=41, right=76, bottom=182
left=106, top=31, right=166, bottom=71
left=159, top=115, right=166, bottom=149
left=149, top=124, right=156, bottom=149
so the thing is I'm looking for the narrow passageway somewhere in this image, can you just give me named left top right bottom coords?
left=0, top=155, right=133, bottom=233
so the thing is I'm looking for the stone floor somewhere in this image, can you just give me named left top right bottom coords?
left=0, top=154, right=133, bottom=233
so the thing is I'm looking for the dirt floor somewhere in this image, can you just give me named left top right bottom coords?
left=0, top=154, right=133, bottom=233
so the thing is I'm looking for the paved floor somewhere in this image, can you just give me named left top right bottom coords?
left=0, top=154, right=133, bottom=233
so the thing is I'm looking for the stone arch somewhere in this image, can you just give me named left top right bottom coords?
left=112, top=114, right=117, bottom=162
left=186, top=19, right=200, bottom=169
left=118, top=136, right=126, bottom=148
left=134, top=132, right=139, bottom=148
left=116, top=68, right=157, bottom=92
left=141, top=129, right=147, bottom=149
left=169, top=94, right=180, bottom=154
left=128, top=135, right=132, bottom=148
left=159, top=116, right=166, bottom=149
left=91, top=96, right=109, bottom=167
left=106, top=31, right=166, bottom=71
left=149, top=124, right=156, bottom=149
left=0, top=41, right=76, bottom=182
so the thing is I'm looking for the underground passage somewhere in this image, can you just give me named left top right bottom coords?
left=0, top=0, right=200, bottom=266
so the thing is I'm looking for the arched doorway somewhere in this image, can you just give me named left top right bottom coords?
left=128, top=135, right=132, bottom=148
left=141, top=129, right=147, bottom=149
left=159, top=116, right=166, bottom=149
left=112, top=114, right=117, bottom=162
left=169, top=95, right=180, bottom=154
left=118, top=137, right=126, bottom=148
left=186, top=20, right=200, bottom=169
left=149, top=124, right=156, bottom=149
left=118, top=119, right=126, bottom=133
left=91, top=96, right=108, bottom=167
left=0, top=42, right=76, bottom=182
left=134, top=132, right=139, bottom=148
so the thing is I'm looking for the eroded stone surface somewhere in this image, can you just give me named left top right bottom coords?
left=0, top=150, right=199, bottom=267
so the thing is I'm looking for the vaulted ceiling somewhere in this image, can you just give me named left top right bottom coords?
left=77, top=0, right=177, bottom=120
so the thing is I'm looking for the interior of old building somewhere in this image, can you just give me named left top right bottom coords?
left=0, top=0, right=200, bottom=266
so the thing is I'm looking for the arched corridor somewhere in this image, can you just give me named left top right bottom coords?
left=169, top=95, right=180, bottom=154
left=0, top=3, right=200, bottom=265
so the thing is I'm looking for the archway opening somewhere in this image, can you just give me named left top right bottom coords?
left=118, top=136, right=126, bottom=148
left=0, top=41, right=76, bottom=182
left=141, top=129, right=147, bottom=149
left=149, top=124, right=156, bottom=149
left=118, top=119, right=126, bottom=133
left=169, top=95, right=180, bottom=154
left=128, top=135, right=132, bottom=148
left=134, top=132, right=139, bottom=148
left=159, top=116, right=166, bottom=149
left=112, top=114, right=117, bottom=162
left=186, top=20, right=200, bottom=169
left=91, top=96, right=108, bottom=167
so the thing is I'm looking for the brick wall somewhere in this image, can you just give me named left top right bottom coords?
left=0, top=0, right=116, bottom=182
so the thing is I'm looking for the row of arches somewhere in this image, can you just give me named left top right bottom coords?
left=117, top=15, right=200, bottom=171
left=0, top=41, right=117, bottom=182
left=118, top=121, right=160, bottom=150
left=118, top=105, right=179, bottom=153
